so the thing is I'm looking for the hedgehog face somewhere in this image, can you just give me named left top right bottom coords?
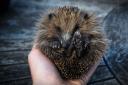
left=37, top=6, right=98, bottom=51
left=40, top=7, right=94, bottom=49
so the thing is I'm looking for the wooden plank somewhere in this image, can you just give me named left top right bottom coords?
left=99, top=58, right=105, bottom=65
left=89, top=65, right=113, bottom=83
left=0, top=78, right=32, bottom=85
left=0, top=51, right=29, bottom=65
left=0, top=39, right=32, bottom=51
left=89, top=79, right=120, bottom=85
left=0, top=6, right=38, bottom=40
left=0, top=8, right=39, bottom=40
left=0, top=64, right=30, bottom=82
left=0, top=29, right=36, bottom=40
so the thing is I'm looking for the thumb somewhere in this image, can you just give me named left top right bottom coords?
left=28, top=47, right=64, bottom=85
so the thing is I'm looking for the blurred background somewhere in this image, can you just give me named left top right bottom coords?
left=0, top=0, right=128, bottom=85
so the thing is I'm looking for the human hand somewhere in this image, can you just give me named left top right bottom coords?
left=28, top=46, right=100, bottom=85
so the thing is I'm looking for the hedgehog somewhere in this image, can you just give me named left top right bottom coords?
left=35, top=6, right=107, bottom=79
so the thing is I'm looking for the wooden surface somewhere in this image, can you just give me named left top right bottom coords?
left=103, top=3, right=128, bottom=85
left=0, top=0, right=127, bottom=85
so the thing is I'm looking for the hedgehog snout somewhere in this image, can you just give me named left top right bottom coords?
left=61, top=39, right=71, bottom=49
left=61, top=33, right=71, bottom=48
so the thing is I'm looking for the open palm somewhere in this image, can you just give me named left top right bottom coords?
left=28, top=47, right=100, bottom=85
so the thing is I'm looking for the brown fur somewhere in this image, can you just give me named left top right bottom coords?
left=35, top=6, right=107, bottom=79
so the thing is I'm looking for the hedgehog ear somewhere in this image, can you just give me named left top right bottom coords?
left=83, top=13, right=89, bottom=20
left=80, top=12, right=89, bottom=20
left=48, top=13, right=56, bottom=20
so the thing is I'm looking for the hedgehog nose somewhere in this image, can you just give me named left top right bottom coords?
left=62, top=41, right=70, bottom=49
left=62, top=42, right=66, bottom=48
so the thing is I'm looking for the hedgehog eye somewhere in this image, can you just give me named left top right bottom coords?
left=48, top=13, right=55, bottom=20
left=80, top=12, right=89, bottom=20
left=74, top=24, right=79, bottom=32
left=72, top=24, right=79, bottom=35
left=55, top=26, right=61, bottom=33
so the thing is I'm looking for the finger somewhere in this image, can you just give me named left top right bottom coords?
left=67, top=79, right=83, bottom=85
left=28, top=48, right=64, bottom=85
